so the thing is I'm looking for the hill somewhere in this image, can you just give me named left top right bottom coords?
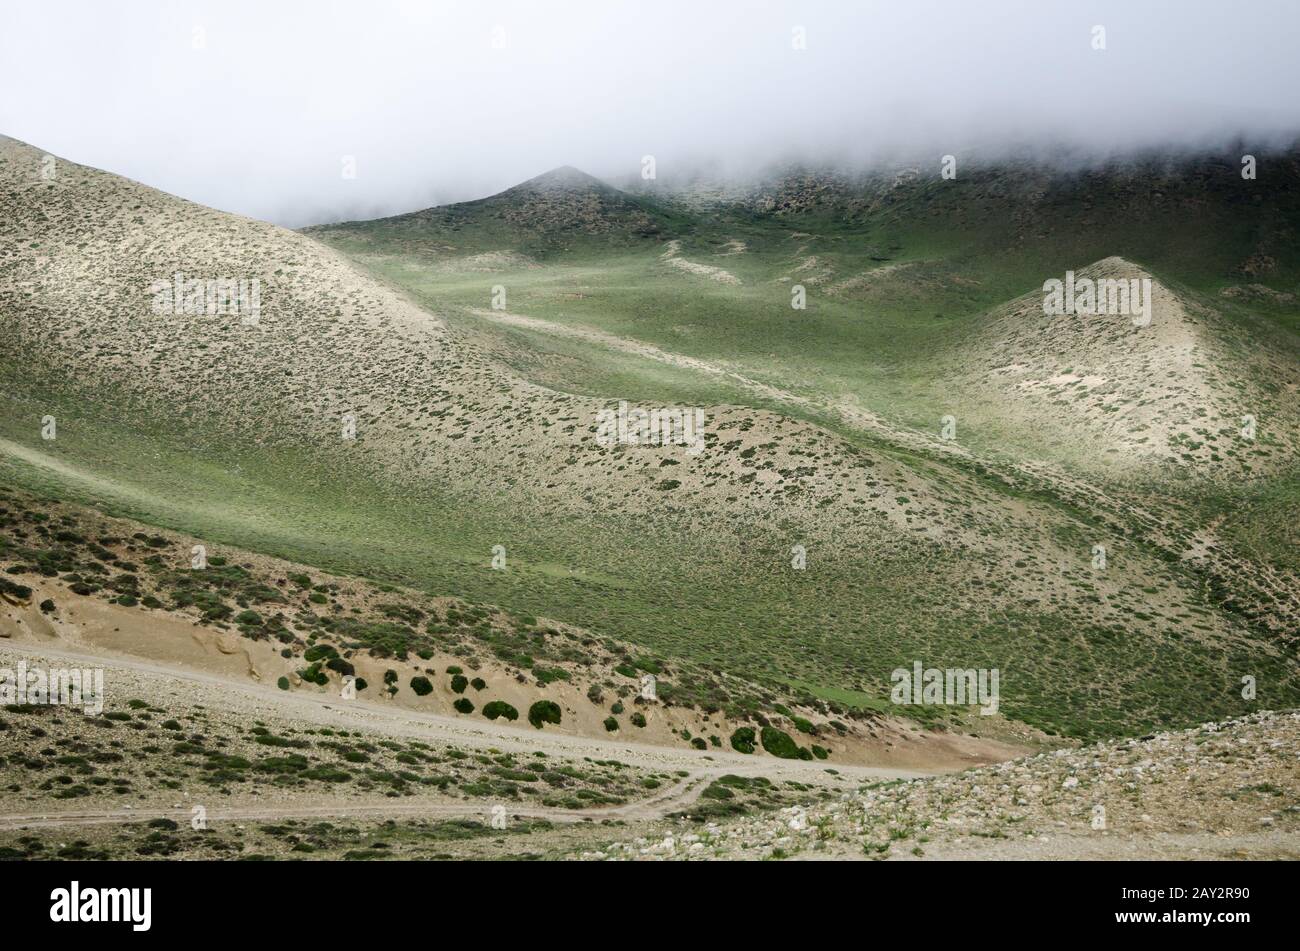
left=304, top=165, right=686, bottom=258
left=2, top=134, right=1298, bottom=747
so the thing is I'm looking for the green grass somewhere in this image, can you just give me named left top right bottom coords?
left=3, top=153, right=1299, bottom=741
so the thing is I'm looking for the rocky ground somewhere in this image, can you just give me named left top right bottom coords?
left=574, top=711, right=1300, bottom=860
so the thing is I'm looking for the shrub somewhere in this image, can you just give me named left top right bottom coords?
left=630, top=712, right=646, bottom=728
left=730, top=727, right=756, bottom=754
left=298, top=664, right=328, bottom=686
left=811, top=745, right=829, bottom=760
left=471, top=677, right=486, bottom=691
left=409, top=676, right=433, bottom=696
left=450, top=674, right=468, bottom=694
left=235, top=609, right=263, bottom=626
left=528, top=700, right=562, bottom=729
left=39, top=599, right=55, bottom=614
left=791, top=715, right=816, bottom=735
left=690, top=737, right=707, bottom=750
left=0, top=578, right=33, bottom=602
left=483, top=701, right=519, bottom=722
left=453, top=698, right=474, bottom=715
left=276, top=677, right=290, bottom=691
left=759, top=726, right=802, bottom=760
left=586, top=684, right=604, bottom=704
left=325, top=657, right=355, bottom=677
left=603, top=716, right=618, bottom=732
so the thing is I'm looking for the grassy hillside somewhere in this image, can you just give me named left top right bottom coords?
left=3, top=135, right=1298, bottom=741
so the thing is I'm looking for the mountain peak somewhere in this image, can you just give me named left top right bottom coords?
left=513, top=165, right=608, bottom=193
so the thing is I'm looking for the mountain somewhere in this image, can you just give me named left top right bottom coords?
left=305, top=164, right=684, bottom=256
left=2, top=134, right=1298, bottom=747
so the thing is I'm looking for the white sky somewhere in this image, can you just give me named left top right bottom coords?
left=2, top=0, right=1298, bottom=226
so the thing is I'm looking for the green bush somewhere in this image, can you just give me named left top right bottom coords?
left=470, top=677, right=486, bottom=691
left=528, top=700, right=562, bottom=729
left=811, top=745, right=829, bottom=760
left=0, top=578, right=33, bottom=601
left=603, top=716, right=618, bottom=732
left=760, top=726, right=802, bottom=760
left=630, top=712, right=647, bottom=728
left=298, top=664, right=328, bottom=686
left=325, top=657, right=355, bottom=677
left=453, top=698, right=474, bottom=715
left=409, top=676, right=433, bottom=696
left=450, top=674, right=469, bottom=694
left=730, top=727, right=756, bottom=754
left=483, top=701, right=519, bottom=721
left=276, top=676, right=290, bottom=691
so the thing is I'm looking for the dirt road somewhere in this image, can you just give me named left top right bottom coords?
left=0, top=639, right=928, bottom=833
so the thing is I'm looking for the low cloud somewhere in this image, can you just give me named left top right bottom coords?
left=2, top=0, right=1297, bottom=226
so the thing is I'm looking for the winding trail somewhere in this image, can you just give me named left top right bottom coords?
left=0, top=640, right=928, bottom=833
left=0, top=771, right=719, bottom=831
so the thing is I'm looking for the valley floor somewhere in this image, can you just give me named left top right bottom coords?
left=1, top=629, right=1293, bottom=860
